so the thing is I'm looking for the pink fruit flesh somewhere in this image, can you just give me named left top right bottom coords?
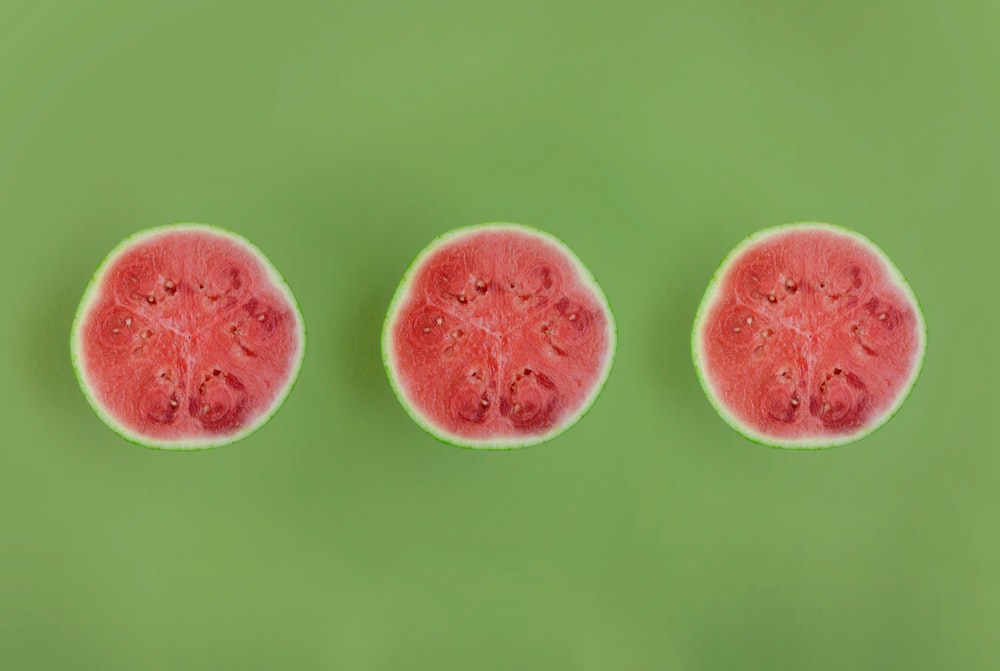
left=390, top=228, right=611, bottom=441
left=78, top=229, right=301, bottom=441
left=699, top=228, right=922, bottom=441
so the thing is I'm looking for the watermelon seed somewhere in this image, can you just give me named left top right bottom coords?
left=733, top=327, right=741, bottom=333
left=125, top=317, right=132, bottom=327
left=457, top=295, right=467, bottom=303
left=746, top=317, right=753, bottom=325
left=147, top=295, right=156, bottom=304
left=169, top=400, right=178, bottom=407
left=790, top=398, right=799, bottom=406
left=481, top=398, right=489, bottom=407
left=761, top=328, right=773, bottom=338
left=475, top=280, right=487, bottom=294
left=112, top=328, right=119, bottom=334
left=767, top=294, right=776, bottom=303
left=422, top=327, right=431, bottom=333
left=436, top=317, right=443, bottom=325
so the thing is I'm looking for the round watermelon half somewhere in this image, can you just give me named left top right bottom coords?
left=71, top=223, right=306, bottom=450
left=382, top=223, right=617, bottom=450
left=692, top=222, right=926, bottom=449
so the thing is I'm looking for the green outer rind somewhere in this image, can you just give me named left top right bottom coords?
left=70, top=223, right=307, bottom=451
left=381, top=222, right=618, bottom=450
left=691, top=221, right=928, bottom=450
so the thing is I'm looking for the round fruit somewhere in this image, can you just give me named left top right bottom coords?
left=382, top=223, right=616, bottom=449
left=71, top=223, right=306, bottom=450
left=692, top=222, right=926, bottom=449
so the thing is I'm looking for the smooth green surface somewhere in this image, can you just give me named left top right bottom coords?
left=1, top=1, right=997, bottom=669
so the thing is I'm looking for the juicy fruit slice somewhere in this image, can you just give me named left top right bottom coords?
left=71, top=224, right=306, bottom=450
left=692, top=222, right=926, bottom=449
left=382, top=223, right=616, bottom=449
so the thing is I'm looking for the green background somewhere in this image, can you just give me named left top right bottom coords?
left=1, top=1, right=997, bottom=668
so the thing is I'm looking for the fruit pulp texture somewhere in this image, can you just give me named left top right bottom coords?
left=390, top=228, right=611, bottom=441
left=699, top=228, right=921, bottom=440
left=78, top=230, right=300, bottom=440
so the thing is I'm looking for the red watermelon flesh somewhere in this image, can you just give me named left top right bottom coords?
left=694, top=224, right=925, bottom=448
left=383, top=224, right=616, bottom=448
left=72, top=225, right=305, bottom=449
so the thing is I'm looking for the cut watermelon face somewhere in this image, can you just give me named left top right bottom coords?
left=692, top=222, right=926, bottom=449
left=382, top=223, right=616, bottom=449
left=71, top=224, right=306, bottom=450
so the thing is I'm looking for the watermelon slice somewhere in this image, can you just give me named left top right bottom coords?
left=71, top=224, right=306, bottom=450
left=692, top=222, right=926, bottom=449
left=382, top=223, right=616, bottom=449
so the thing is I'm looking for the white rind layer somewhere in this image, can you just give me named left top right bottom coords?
left=382, top=222, right=617, bottom=450
left=70, top=223, right=307, bottom=451
left=691, top=221, right=927, bottom=450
